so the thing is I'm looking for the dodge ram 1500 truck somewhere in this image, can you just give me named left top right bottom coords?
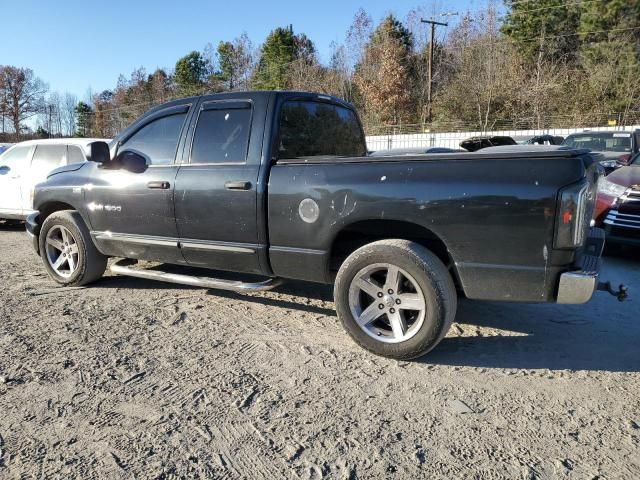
left=27, top=91, right=606, bottom=359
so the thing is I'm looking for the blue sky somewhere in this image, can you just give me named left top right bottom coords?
left=2, top=0, right=482, bottom=100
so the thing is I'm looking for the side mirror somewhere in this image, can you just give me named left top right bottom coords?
left=88, top=141, right=111, bottom=164
left=112, top=150, right=149, bottom=173
left=0, top=165, right=10, bottom=175
left=617, top=154, right=632, bottom=166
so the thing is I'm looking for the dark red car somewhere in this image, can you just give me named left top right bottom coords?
left=595, top=153, right=640, bottom=246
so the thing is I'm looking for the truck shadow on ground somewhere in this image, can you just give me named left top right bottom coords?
left=0, top=221, right=25, bottom=232
left=98, top=265, right=337, bottom=316
left=211, top=285, right=336, bottom=318
left=425, top=252, right=640, bottom=373
left=423, top=298, right=640, bottom=373
left=96, top=253, right=639, bottom=373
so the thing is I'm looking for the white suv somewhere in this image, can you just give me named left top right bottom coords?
left=0, top=139, right=109, bottom=221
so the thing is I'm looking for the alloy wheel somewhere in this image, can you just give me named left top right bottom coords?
left=45, top=226, right=79, bottom=278
left=348, top=263, right=426, bottom=343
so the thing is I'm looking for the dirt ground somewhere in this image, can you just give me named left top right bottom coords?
left=0, top=222, right=638, bottom=479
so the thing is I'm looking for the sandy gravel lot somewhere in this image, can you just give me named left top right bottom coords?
left=0, top=222, right=639, bottom=479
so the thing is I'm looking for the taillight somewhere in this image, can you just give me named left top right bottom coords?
left=618, top=153, right=631, bottom=165
left=555, top=181, right=593, bottom=248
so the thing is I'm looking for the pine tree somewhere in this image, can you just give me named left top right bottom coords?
left=251, top=26, right=316, bottom=90
left=74, top=101, right=93, bottom=137
left=501, top=0, right=582, bottom=63
left=174, top=51, right=207, bottom=96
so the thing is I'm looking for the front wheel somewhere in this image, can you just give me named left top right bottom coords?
left=39, top=211, right=108, bottom=286
left=334, top=240, right=457, bottom=360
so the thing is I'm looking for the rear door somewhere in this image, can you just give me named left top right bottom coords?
left=86, top=105, right=190, bottom=263
left=173, top=99, right=263, bottom=274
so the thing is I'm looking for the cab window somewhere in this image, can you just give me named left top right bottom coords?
left=191, top=105, right=251, bottom=164
left=67, top=145, right=86, bottom=164
left=0, top=146, right=32, bottom=171
left=276, top=100, right=366, bottom=159
left=121, top=113, right=187, bottom=165
left=32, top=145, right=66, bottom=172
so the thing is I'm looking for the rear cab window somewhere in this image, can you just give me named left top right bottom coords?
left=67, top=145, right=86, bottom=164
left=276, top=100, right=367, bottom=160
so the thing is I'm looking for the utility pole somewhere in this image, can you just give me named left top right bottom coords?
left=421, top=18, right=448, bottom=124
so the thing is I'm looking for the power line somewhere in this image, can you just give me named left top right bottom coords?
left=511, top=0, right=599, bottom=15
left=512, top=25, right=640, bottom=42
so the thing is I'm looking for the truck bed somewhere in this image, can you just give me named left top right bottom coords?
left=268, top=148, right=592, bottom=302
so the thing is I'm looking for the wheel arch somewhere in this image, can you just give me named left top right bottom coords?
left=35, top=201, right=93, bottom=237
left=328, top=219, right=462, bottom=291
left=38, top=201, right=79, bottom=225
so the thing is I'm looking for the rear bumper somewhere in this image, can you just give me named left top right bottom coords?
left=25, top=212, right=41, bottom=255
left=556, top=228, right=605, bottom=304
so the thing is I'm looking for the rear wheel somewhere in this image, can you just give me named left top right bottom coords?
left=334, top=240, right=457, bottom=360
left=39, top=211, right=107, bottom=286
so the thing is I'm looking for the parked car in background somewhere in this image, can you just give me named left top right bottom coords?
left=562, top=130, right=640, bottom=173
left=525, top=134, right=564, bottom=145
left=0, top=139, right=109, bottom=221
left=0, top=143, right=13, bottom=155
left=595, top=152, right=640, bottom=246
left=460, top=135, right=517, bottom=152
left=370, top=147, right=463, bottom=157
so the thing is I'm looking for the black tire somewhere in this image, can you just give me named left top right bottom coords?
left=39, top=210, right=108, bottom=286
left=334, top=239, right=457, bottom=360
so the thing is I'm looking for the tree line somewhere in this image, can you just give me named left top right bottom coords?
left=1, top=0, right=639, bottom=142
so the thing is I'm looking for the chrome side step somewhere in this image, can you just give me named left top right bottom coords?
left=110, top=259, right=283, bottom=292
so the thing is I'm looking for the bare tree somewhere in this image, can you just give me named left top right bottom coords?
left=0, top=66, right=48, bottom=139
left=61, top=92, right=78, bottom=136
left=38, top=92, right=64, bottom=137
left=215, top=33, right=255, bottom=91
left=345, top=8, right=373, bottom=69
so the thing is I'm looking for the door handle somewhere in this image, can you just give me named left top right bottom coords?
left=225, top=181, right=252, bottom=191
left=147, top=181, right=170, bottom=189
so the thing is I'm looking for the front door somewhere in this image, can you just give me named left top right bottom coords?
left=87, top=106, right=190, bottom=264
left=0, top=145, right=34, bottom=218
left=174, top=100, right=262, bottom=274
left=25, top=144, right=68, bottom=212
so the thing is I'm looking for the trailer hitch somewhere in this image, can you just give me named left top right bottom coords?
left=597, top=281, right=629, bottom=302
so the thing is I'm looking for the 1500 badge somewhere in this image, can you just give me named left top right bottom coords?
left=87, top=202, right=122, bottom=212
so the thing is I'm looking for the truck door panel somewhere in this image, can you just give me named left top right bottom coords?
left=174, top=100, right=263, bottom=274
left=87, top=107, right=189, bottom=263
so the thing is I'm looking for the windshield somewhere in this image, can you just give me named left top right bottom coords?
left=562, top=132, right=631, bottom=153
left=632, top=153, right=640, bottom=166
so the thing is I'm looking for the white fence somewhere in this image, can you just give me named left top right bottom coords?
left=365, top=125, right=640, bottom=151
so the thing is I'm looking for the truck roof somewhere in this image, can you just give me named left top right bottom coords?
left=141, top=90, right=353, bottom=117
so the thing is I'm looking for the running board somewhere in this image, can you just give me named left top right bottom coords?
left=110, top=259, right=283, bottom=292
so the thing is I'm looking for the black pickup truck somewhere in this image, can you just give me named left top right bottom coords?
left=26, top=91, right=606, bottom=359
